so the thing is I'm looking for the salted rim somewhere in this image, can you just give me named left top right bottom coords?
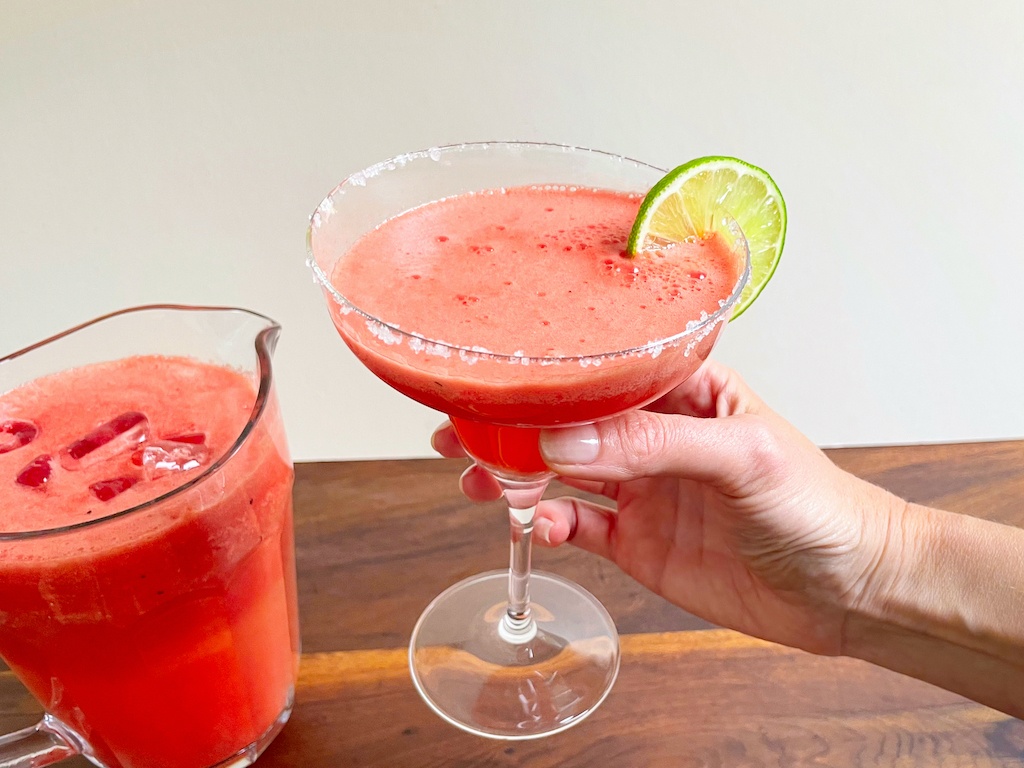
left=306, top=141, right=752, bottom=364
left=0, top=304, right=279, bottom=541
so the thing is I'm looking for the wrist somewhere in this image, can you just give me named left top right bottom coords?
left=839, top=497, right=1024, bottom=717
left=840, top=495, right=929, bottom=656
left=845, top=500, right=1024, bottom=652
left=836, top=480, right=914, bottom=648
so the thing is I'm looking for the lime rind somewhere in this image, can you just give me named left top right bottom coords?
left=627, top=156, right=786, bottom=319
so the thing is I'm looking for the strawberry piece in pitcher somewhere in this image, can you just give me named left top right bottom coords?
left=89, top=476, right=139, bottom=502
left=0, top=420, right=39, bottom=455
left=16, top=454, right=52, bottom=491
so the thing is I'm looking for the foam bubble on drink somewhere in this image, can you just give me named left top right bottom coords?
left=0, top=419, right=39, bottom=455
left=60, top=412, right=150, bottom=472
left=140, top=440, right=210, bottom=481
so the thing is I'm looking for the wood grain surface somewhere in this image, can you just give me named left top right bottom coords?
left=2, top=440, right=1022, bottom=766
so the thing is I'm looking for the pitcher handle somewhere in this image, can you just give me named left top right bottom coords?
left=0, top=716, right=79, bottom=768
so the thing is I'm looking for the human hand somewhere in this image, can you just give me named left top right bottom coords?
left=432, top=360, right=906, bottom=657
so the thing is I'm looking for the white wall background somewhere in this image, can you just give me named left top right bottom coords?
left=2, top=0, right=1023, bottom=461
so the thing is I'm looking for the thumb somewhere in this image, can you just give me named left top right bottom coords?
left=540, top=409, right=770, bottom=488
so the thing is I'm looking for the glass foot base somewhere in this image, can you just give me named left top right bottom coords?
left=409, top=571, right=619, bottom=739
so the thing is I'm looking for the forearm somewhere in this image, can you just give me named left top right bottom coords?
left=843, top=502, right=1024, bottom=718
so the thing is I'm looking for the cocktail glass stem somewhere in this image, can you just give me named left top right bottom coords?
left=495, top=476, right=549, bottom=643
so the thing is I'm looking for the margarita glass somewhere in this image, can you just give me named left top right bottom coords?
left=308, top=142, right=750, bottom=738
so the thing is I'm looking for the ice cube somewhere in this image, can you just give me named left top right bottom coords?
left=61, top=412, right=150, bottom=471
left=129, top=433, right=205, bottom=467
left=16, top=454, right=52, bottom=490
left=140, top=440, right=210, bottom=480
left=0, top=419, right=39, bottom=455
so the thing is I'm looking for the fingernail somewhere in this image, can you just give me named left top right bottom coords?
left=429, top=421, right=452, bottom=453
left=540, top=424, right=600, bottom=465
left=534, top=517, right=554, bottom=544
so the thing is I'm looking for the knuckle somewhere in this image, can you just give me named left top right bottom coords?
left=608, top=412, right=669, bottom=468
left=739, top=417, right=786, bottom=476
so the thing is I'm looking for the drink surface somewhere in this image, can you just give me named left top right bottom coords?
left=328, top=186, right=743, bottom=427
left=0, top=355, right=253, bottom=533
left=333, top=186, right=741, bottom=359
left=0, top=356, right=298, bottom=768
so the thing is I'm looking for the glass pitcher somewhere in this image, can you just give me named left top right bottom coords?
left=0, top=305, right=299, bottom=768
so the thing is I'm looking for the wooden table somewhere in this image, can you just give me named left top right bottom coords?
left=2, top=441, right=1023, bottom=766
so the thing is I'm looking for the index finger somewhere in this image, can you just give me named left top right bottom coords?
left=430, top=421, right=468, bottom=459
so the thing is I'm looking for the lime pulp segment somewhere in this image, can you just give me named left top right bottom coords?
left=627, top=156, right=786, bottom=318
